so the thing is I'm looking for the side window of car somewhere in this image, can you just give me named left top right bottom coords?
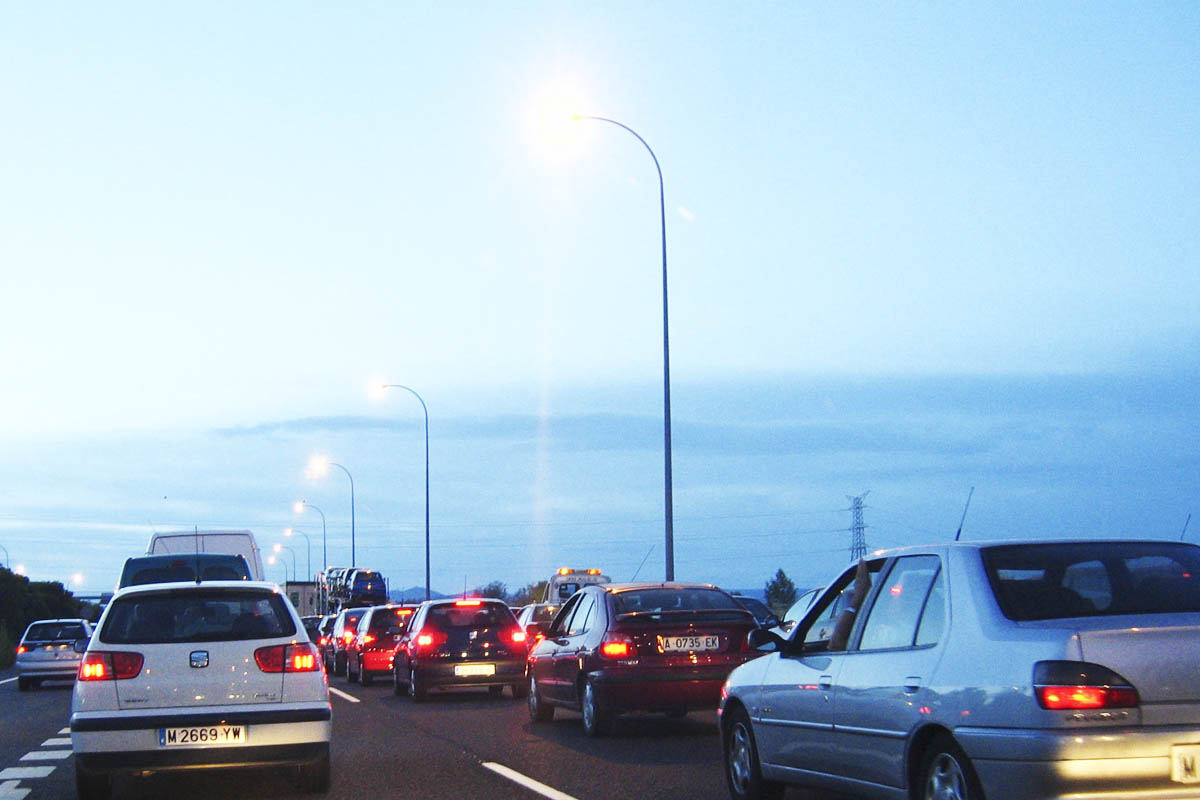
left=548, top=594, right=581, bottom=636
left=566, top=594, right=596, bottom=636
left=800, top=567, right=859, bottom=649
left=914, top=568, right=945, bottom=646
left=858, top=555, right=941, bottom=651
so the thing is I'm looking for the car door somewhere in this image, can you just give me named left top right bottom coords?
left=548, top=591, right=598, bottom=705
left=755, top=559, right=883, bottom=775
left=830, top=554, right=947, bottom=789
left=529, top=593, right=581, bottom=702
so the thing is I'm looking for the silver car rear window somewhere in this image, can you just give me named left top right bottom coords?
left=23, top=622, right=86, bottom=642
left=100, top=589, right=296, bottom=644
left=983, top=541, right=1200, bottom=620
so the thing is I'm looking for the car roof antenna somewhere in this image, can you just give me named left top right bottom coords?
left=954, top=487, right=975, bottom=542
left=194, top=524, right=202, bottom=584
left=1182, top=513, right=1193, bottom=542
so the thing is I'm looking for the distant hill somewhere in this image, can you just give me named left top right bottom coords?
left=389, top=586, right=451, bottom=602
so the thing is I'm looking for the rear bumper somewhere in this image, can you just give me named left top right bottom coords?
left=75, top=742, right=328, bottom=774
left=414, top=659, right=526, bottom=689
left=589, top=666, right=735, bottom=712
left=361, top=650, right=395, bottom=673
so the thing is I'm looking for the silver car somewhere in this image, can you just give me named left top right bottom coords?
left=15, top=618, right=92, bottom=690
left=719, top=539, right=1200, bottom=800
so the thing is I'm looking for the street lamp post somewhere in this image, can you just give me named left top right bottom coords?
left=268, top=555, right=290, bottom=585
left=576, top=115, right=675, bottom=581
left=284, top=528, right=311, bottom=582
left=294, top=501, right=327, bottom=576
left=380, top=383, right=431, bottom=601
left=330, top=462, right=357, bottom=566
left=273, top=543, right=297, bottom=582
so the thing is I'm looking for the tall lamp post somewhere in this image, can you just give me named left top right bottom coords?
left=284, top=528, right=311, bottom=582
left=379, top=383, right=431, bottom=601
left=309, top=458, right=356, bottom=566
left=575, top=114, right=675, bottom=580
left=273, top=543, right=297, bottom=582
left=294, top=501, right=327, bottom=576
left=268, top=555, right=290, bottom=585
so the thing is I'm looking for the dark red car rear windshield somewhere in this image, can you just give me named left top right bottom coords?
left=612, top=588, right=750, bottom=622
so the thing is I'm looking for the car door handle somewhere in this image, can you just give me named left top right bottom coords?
left=904, top=676, right=922, bottom=693
left=819, top=675, right=833, bottom=689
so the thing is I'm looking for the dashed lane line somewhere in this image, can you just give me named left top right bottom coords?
left=328, top=686, right=360, bottom=703
left=0, top=769, right=53, bottom=781
left=0, top=779, right=31, bottom=799
left=482, top=762, right=582, bottom=800
left=40, top=739, right=70, bottom=747
left=18, top=752, right=69, bottom=762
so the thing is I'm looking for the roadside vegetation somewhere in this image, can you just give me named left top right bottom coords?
left=0, top=567, right=92, bottom=669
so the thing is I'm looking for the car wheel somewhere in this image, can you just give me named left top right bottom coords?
left=359, top=667, right=373, bottom=687
left=392, top=664, right=406, bottom=696
left=410, top=667, right=427, bottom=702
left=919, top=734, right=984, bottom=800
left=298, top=744, right=331, bottom=794
left=17, top=676, right=32, bottom=691
left=528, top=675, right=554, bottom=722
left=74, top=759, right=112, bottom=800
left=512, top=679, right=529, bottom=699
left=333, top=652, right=346, bottom=677
left=346, top=657, right=358, bottom=683
left=581, top=677, right=615, bottom=737
left=723, top=705, right=784, bottom=800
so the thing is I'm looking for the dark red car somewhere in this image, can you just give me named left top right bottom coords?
left=346, top=604, right=416, bottom=686
left=325, top=607, right=367, bottom=677
left=526, top=582, right=760, bottom=736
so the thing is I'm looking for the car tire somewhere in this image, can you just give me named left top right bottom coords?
left=359, top=668, right=373, bottom=687
left=581, top=677, right=615, bottom=737
left=722, top=705, right=784, bottom=800
left=346, top=657, right=358, bottom=683
left=333, top=652, right=346, bottom=677
left=528, top=675, right=554, bottom=722
left=74, top=759, right=112, bottom=800
left=918, top=734, right=985, bottom=800
left=298, top=744, right=331, bottom=794
left=17, top=676, right=33, bottom=691
left=392, top=664, right=408, bottom=696
left=410, top=667, right=427, bottom=702
left=511, top=679, right=529, bottom=699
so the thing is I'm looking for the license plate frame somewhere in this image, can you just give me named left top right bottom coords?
left=454, top=663, right=495, bottom=677
left=658, top=634, right=721, bottom=653
left=158, top=725, right=247, bottom=747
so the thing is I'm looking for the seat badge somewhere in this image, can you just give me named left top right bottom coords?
left=190, top=650, right=210, bottom=668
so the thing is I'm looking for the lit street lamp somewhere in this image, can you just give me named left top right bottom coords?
left=377, top=383, right=431, bottom=601
left=273, top=543, right=297, bottom=582
left=293, top=501, right=327, bottom=576
left=575, top=114, right=675, bottom=581
left=284, top=528, right=312, bottom=581
left=267, top=555, right=290, bottom=584
left=308, top=457, right=356, bottom=565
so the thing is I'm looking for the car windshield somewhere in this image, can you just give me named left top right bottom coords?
left=369, top=608, right=412, bottom=632
left=983, top=542, right=1200, bottom=621
left=613, top=588, right=748, bottom=621
left=425, top=604, right=512, bottom=629
left=24, top=622, right=86, bottom=642
left=100, top=590, right=296, bottom=644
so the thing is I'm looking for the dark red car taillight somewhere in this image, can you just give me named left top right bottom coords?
left=79, top=651, right=144, bottom=681
left=1034, top=661, right=1139, bottom=710
left=600, top=632, right=636, bottom=658
left=255, top=642, right=322, bottom=673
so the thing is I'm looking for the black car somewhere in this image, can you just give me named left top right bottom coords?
left=117, top=553, right=252, bottom=588
left=730, top=594, right=782, bottom=628
left=391, top=598, right=528, bottom=701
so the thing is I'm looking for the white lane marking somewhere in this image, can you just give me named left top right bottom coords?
left=0, top=678, right=15, bottom=685
left=482, top=762, right=581, bottom=800
left=40, top=739, right=71, bottom=747
left=18, top=752, right=70, bottom=761
left=0, top=768, right=53, bottom=780
left=57, top=729, right=69, bottom=735
left=0, top=779, right=31, bottom=799
left=328, top=686, right=360, bottom=703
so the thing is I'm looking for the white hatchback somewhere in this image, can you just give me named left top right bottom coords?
left=69, top=581, right=331, bottom=799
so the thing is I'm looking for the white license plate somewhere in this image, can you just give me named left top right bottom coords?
left=1172, top=744, right=1200, bottom=783
left=454, top=663, right=495, bottom=677
left=159, top=725, right=247, bottom=747
left=659, top=634, right=720, bottom=653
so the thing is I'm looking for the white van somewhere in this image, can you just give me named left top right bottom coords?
left=146, top=530, right=264, bottom=581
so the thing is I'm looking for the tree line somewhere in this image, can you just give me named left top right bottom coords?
left=0, top=567, right=94, bottom=669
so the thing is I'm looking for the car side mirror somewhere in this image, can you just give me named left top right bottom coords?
left=747, top=628, right=785, bottom=652
left=73, top=637, right=90, bottom=654
left=525, top=621, right=546, bottom=638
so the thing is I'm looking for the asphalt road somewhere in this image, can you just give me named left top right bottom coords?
left=0, top=670, right=846, bottom=800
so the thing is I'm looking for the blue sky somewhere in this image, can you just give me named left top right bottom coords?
left=1, top=3, right=1197, bottom=596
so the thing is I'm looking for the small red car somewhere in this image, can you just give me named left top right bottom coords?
left=346, top=604, right=416, bottom=685
left=526, top=582, right=760, bottom=736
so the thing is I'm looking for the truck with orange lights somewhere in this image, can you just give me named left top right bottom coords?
left=542, top=567, right=611, bottom=602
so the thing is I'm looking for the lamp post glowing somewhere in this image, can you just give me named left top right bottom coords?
left=308, top=457, right=356, bottom=565
left=267, top=555, right=290, bottom=584
left=294, top=501, right=327, bottom=577
left=377, top=383, right=431, bottom=601
left=574, top=114, right=675, bottom=581
left=273, top=543, right=297, bottom=582
left=284, top=528, right=312, bottom=582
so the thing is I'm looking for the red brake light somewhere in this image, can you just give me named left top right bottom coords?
left=454, top=599, right=482, bottom=607
left=79, top=651, right=143, bottom=681
left=509, top=628, right=527, bottom=644
left=362, top=634, right=376, bottom=645
left=1037, top=686, right=1139, bottom=710
left=255, top=643, right=321, bottom=673
left=16, top=645, right=26, bottom=655
left=414, top=629, right=446, bottom=650
left=600, top=633, right=635, bottom=658
left=318, top=636, right=328, bottom=647
left=342, top=631, right=354, bottom=644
